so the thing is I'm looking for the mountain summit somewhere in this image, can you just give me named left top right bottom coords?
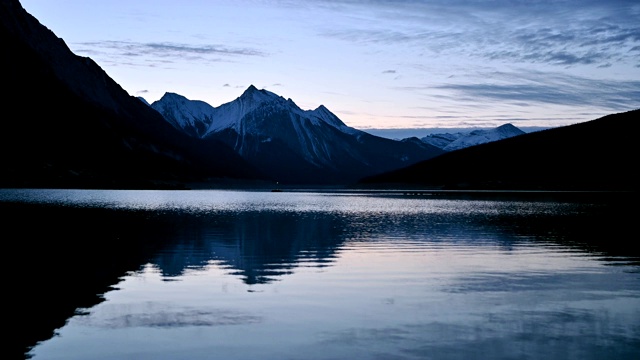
left=151, top=87, right=444, bottom=184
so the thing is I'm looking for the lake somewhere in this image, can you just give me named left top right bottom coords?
left=2, top=189, right=638, bottom=359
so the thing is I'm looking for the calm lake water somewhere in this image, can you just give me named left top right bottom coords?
left=2, top=189, right=638, bottom=360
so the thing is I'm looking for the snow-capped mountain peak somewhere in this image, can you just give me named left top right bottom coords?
left=307, top=104, right=360, bottom=135
left=150, top=92, right=217, bottom=137
left=443, top=124, right=525, bottom=151
left=203, top=86, right=291, bottom=134
left=151, top=85, right=362, bottom=137
left=239, top=85, right=281, bottom=103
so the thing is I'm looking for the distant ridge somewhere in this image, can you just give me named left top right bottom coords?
left=360, top=109, right=639, bottom=191
left=420, top=123, right=526, bottom=151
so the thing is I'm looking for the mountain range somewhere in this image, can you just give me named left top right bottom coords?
left=2, top=0, right=637, bottom=191
left=145, top=89, right=525, bottom=182
left=147, top=88, right=443, bottom=184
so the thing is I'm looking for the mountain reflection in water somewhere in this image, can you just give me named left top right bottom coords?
left=151, top=211, right=345, bottom=284
left=2, top=189, right=638, bottom=360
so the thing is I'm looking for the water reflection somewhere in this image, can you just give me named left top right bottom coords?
left=1, top=189, right=638, bottom=359
left=151, top=212, right=345, bottom=284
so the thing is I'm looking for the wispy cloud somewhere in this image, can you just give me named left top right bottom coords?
left=73, top=40, right=266, bottom=67
left=142, top=42, right=264, bottom=56
left=315, top=0, right=640, bottom=69
left=78, top=41, right=265, bottom=57
left=435, top=72, right=640, bottom=110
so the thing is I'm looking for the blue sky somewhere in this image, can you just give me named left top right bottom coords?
left=20, top=0, right=640, bottom=131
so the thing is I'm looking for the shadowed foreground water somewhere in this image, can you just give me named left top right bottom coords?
left=2, top=189, right=638, bottom=360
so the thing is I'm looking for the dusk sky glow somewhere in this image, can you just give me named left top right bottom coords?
left=19, top=0, right=640, bottom=130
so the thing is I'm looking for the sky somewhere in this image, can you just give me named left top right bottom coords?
left=19, top=0, right=640, bottom=132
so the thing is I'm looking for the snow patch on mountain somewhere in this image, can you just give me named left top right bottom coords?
left=151, top=93, right=218, bottom=137
left=307, top=105, right=361, bottom=136
left=420, top=132, right=463, bottom=149
left=444, top=124, right=525, bottom=151
left=420, top=124, right=525, bottom=151
left=204, top=85, right=284, bottom=134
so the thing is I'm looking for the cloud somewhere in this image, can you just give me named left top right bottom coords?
left=72, top=40, right=265, bottom=68
left=315, top=0, right=640, bottom=69
left=485, top=24, right=640, bottom=67
left=435, top=72, right=640, bottom=110
left=140, top=42, right=264, bottom=57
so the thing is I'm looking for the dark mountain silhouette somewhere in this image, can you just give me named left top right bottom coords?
left=360, top=109, right=639, bottom=191
left=0, top=0, right=262, bottom=189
